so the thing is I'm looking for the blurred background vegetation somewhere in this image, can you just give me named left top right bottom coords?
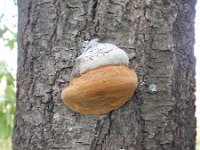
left=0, top=0, right=17, bottom=150
left=0, top=27, right=16, bottom=150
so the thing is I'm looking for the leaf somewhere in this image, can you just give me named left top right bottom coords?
left=0, top=26, right=8, bottom=38
left=0, top=72, right=5, bottom=82
left=0, top=112, right=12, bottom=140
left=5, top=38, right=16, bottom=50
left=0, top=25, right=17, bottom=51
left=6, top=72, right=15, bottom=86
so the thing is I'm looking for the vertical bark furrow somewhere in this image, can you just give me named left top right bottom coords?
left=172, top=0, right=196, bottom=149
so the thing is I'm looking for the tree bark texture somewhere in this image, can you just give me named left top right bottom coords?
left=13, top=0, right=196, bottom=149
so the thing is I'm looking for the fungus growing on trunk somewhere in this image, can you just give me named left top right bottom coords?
left=61, top=39, right=138, bottom=115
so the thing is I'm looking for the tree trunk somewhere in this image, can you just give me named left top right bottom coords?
left=13, top=0, right=196, bottom=149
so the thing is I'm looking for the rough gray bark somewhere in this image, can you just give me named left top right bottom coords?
left=13, top=0, right=196, bottom=149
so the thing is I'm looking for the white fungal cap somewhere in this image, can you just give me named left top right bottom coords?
left=71, top=39, right=129, bottom=78
left=82, top=39, right=99, bottom=53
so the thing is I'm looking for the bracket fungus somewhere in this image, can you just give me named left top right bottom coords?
left=61, top=39, right=138, bottom=115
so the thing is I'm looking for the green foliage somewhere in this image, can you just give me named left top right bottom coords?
left=0, top=24, right=16, bottom=150
left=0, top=61, right=16, bottom=140
left=0, top=26, right=17, bottom=50
left=0, top=2, right=17, bottom=150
